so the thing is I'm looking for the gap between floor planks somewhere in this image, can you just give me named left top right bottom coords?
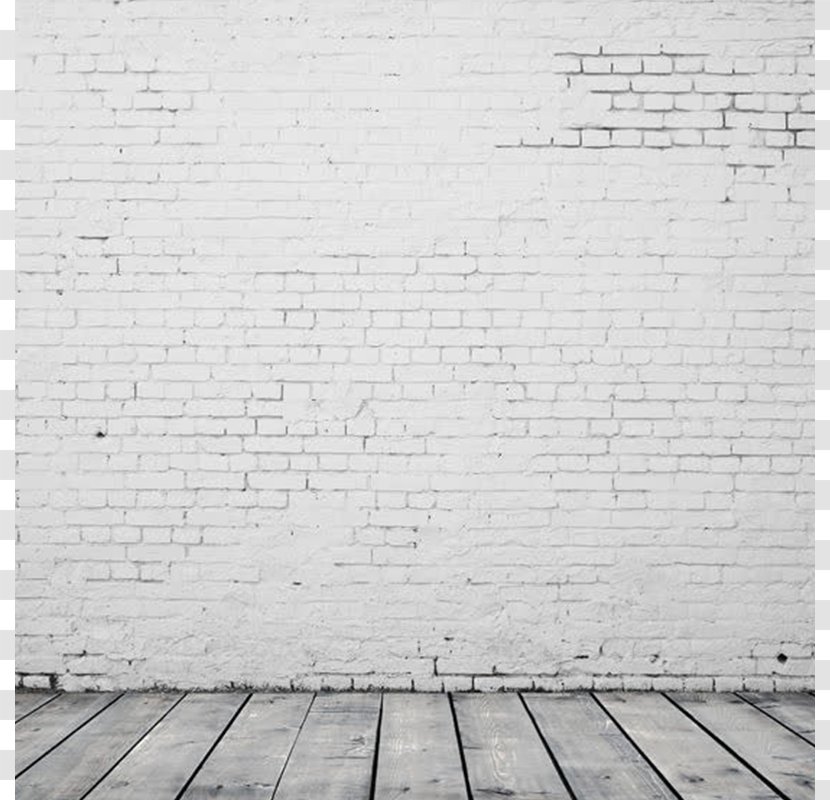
left=15, top=689, right=814, bottom=800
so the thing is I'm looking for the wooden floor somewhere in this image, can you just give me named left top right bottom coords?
left=15, top=690, right=813, bottom=799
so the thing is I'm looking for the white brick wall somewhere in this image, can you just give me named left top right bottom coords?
left=16, top=0, right=813, bottom=691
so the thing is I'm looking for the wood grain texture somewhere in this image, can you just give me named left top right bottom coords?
left=737, top=692, right=815, bottom=744
left=374, top=693, right=467, bottom=800
left=15, top=693, right=58, bottom=722
left=273, top=693, right=380, bottom=799
left=523, top=693, right=675, bottom=800
left=670, top=692, right=813, bottom=800
left=597, top=692, right=780, bottom=800
left=83, top=693, right=246, bottom=800
left=16, top=693, right=182, bottom=800
left=10, top=689, right=817, bottom=799
left=16, top=692, right=121, bottom=775
left=454, top=693, right=569, bottom=799
left=181, top=693, right=313, bottom=799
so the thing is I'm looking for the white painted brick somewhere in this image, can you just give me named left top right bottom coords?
left=15, top=0, right=812, bottom=692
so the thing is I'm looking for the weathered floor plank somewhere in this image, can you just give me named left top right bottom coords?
left=454, top=693, right=570, bottom=800
left=15, top=693, right=58, bottom=722
left=670, top=692, right=813, bottom=800
left=181, top=693, right=313, bottom=799
left=83, top=693, right=246, bottom=800
left=16, top=693, right=182, bottom=800
left=597, top=692, right=780, bottom=800
left=272, top=693, right=379, bottom=800
left=374, top=693, right=467, bottom=800
left=737, top=692, right=815, bottom=744
left=16, top=693, right=121, bottom=775
left=523, top=693, right=675, bottom=800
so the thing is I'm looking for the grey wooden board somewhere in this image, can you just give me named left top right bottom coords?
left=597, top=693, right=780, bottom=800
left=374, top=693, right=467, bottom=800
left=737, top=692, right=815, bottom=744
left=16, top=693, right=120, bottom=775
left=84, top=693, right=246, bottom=800
left=670, top=693, right=813, bottom=800
left=523, top=693, right=676, bottom=800
left=181, top=693, right=313, bottom=799
left=454, top=693, right=570, bottom=799
left=15, top=693, right=58, bottom=722
left=273, top=693, right=380, bottom=799
left=16, top=693, right=182, bottom=800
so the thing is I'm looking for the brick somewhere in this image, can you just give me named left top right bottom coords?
left=703, top=57, right=734, bottom=75
left=674, top=56, right=704, bottom=73
left=672, top=129, right=703, bottom=146
left=643, top=93, right=673, bottom=111
left=642, top=56, right=673, bottom=74
left=673, top=94, right=704, bottom=111
left=643, top=130, right=672, bottom=147
left=631, top=75, right=693, bottom=93
left=694, top=75, right=755, bottom=93
left=725, top=111, right=787, bottom=130
left=787, top=113, right=814, bottom=131
left=735, top=95, right=765, bottom=111
left=581, top=128, right=611, bottom=147
left=662, top=111, right=723, bottom=129
left=704, top=93, right=733, bottom=111
left=610, top=129, right=642, bottom=147
left=765, top=94, right=798, bottom=113
left=612, top=93, right=640, bottom=110
left=582, top=57, right=612, bottom=74
left=611, top=56, right=642, bottom=74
